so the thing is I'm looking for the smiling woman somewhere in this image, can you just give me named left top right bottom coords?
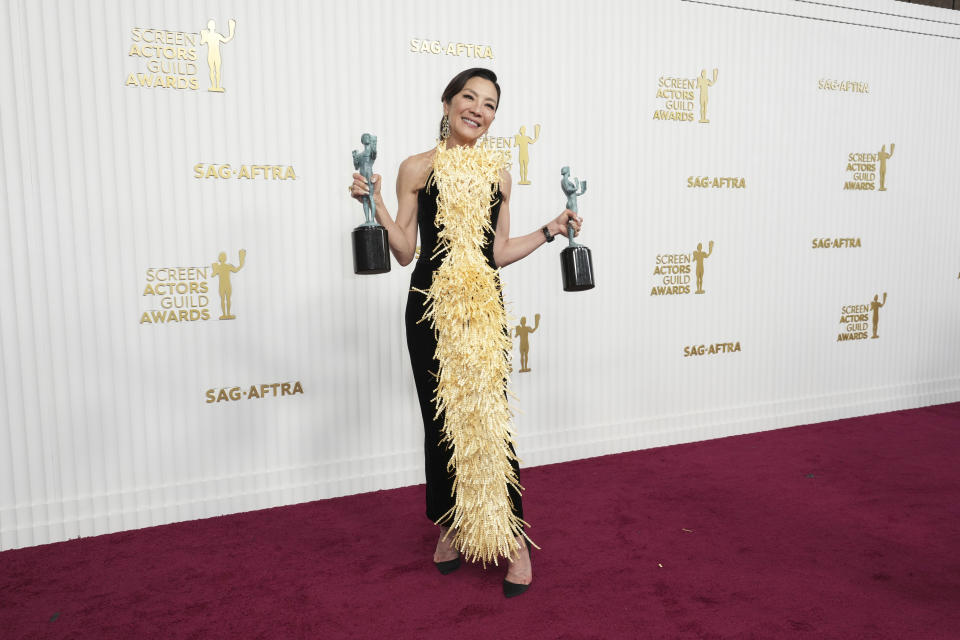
left=348, top=68, right=582, bottom=598
left=439, top=68, right=501, bottom=140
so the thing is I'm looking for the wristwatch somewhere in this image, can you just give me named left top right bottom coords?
left=541, top=225, right=554, bottom=243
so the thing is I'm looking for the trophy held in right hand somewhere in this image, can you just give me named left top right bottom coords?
left=351, top=133, right=390, bottom=275
left=559, top=166, right=595, bottom=291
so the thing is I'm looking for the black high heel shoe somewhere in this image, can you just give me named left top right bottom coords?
left=434, top=554, right=461, bottom=574
left=434, top=528, right=461, bottom=574
left=502, top=538, right=533, bottom=598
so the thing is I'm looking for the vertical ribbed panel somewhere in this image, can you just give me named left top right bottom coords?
left=2, top=0, right=960, bottom=550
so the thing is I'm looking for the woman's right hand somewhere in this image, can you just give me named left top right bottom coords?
left=350, top=172, right=381, bottom=202
left=548, top=209, right=582, bottom=238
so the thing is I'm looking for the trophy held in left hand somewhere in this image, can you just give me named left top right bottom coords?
left=351, top=133, right=390, bottom=275
left=559, top=166, right=595, bottom=291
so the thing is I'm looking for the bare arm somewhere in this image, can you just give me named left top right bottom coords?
left=492, top=171, right=582, bottom=268
left=386, top=160, right=420, bottom=266
left=351, top=157, right=421, bottom=266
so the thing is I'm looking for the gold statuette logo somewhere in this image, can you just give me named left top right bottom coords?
left=844, top=144, right=894, bottom=191
left=695, top=69, right=718, bottom=123
left=514, top=125, right=540, bottom=185
left=211, top=250, right=246, bottom=320
left=512, top=314, right=540, bottom=373
left=869, top=293, right=887, bottom=339
left=654, top=68, right=718, bottom=123
left=837, top=293, right=886, bottom=341
left=479, top=125, right=539, bottom=184
left=200, top=18, right=237, bottom=92
left=692, top=241, right=714, bottom=294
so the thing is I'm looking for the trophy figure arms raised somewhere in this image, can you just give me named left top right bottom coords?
left=351, top=133, right=391, bottom=274
left=558, top=166, right=595, bottom=291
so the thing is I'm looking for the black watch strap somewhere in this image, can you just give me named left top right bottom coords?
left=541, top=225, right=554, bottom=242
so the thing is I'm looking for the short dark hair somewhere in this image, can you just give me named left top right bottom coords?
left=441, top=68, right=501, bottom=108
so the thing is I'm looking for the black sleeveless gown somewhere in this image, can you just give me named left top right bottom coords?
left=405, top=174, right=524, bottom=524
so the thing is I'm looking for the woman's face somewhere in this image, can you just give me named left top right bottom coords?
left=444, top=76, right=498, bottom=145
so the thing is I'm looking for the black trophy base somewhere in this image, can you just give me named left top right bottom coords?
left=560, top=245, right=595, bottom=292
left=352, top=225, right=390, bottom=275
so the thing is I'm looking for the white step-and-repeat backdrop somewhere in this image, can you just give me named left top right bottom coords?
left=2, top=0, right=959, bottom=549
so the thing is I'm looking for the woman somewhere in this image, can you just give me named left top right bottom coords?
left=350, top=68, right=582, bottom=597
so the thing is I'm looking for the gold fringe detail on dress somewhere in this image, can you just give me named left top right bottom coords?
left=420, top=141, right=532, bottom=566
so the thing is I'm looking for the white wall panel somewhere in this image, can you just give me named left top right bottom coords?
left=1, top=0, right=959, bottom=549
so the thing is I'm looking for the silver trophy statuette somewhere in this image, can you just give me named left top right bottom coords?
left=559, top=166, right=594, bottom=291
left=351, top=133, right=390, bottom=274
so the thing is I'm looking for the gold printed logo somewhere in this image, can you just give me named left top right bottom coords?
left=684, top=342, right=741, bottom=357
left=141, top=266, right=210, bottom=324
left=650, top=241, right=715, bottom=296
left=126, top=28, right=201, bottom=90
left=651, top=252, right=691, bottom=295
left=511, top=314, right=540, bottom=373
left=818, top=79, right=869, bottom=93
left=139, top=249, right=246, bottom=325
left=408, top=39, right=494, bottom=59
left=812, top=237, right=861, bottom=249
left=200, top=18, right=237, bottom=92
left=844, top=144, right=894, bottom=191
left=205, top=381, right=304, bottom=403
left=194, top=164, right=297, bottom=180
left=125, top=17, right=237, bottom=92
left=837, top=293, right=887, bottom=341
left=687, top=176, right=745, bottom=189
left=654, top=68, right=718, bottom=123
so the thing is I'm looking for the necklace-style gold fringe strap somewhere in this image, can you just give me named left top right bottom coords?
left=421, top=142, right=533, bottom=566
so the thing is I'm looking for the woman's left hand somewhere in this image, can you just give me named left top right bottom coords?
left=548, top=209, right=583, bottom=238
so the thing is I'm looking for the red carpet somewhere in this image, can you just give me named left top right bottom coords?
left=1, top=403, right=959, bottom=639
